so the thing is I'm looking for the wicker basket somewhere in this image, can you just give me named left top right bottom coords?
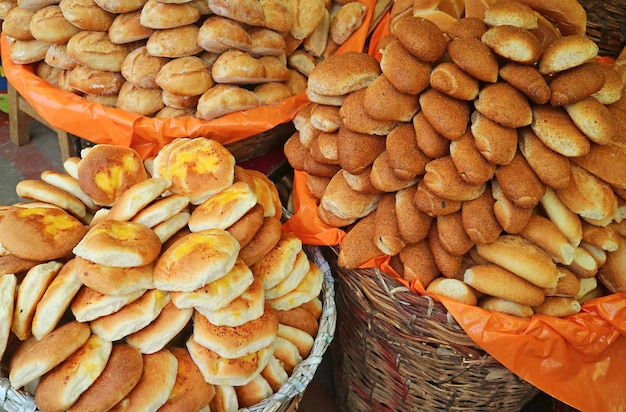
left=326, top=248, right=539, bottom=412
left=0, top=246, right=336, bottom=412
left=580, top=0, right=626, bottom=58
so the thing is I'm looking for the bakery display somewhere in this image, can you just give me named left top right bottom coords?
left=2, top=0, right=372, bottom=120
left=0, top=138, right=331, bottom=412
left=286, top=0, right=626, bottom=319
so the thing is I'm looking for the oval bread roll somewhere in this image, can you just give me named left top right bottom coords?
left=426, top=277, right=477, bottom=305
left=463, top=263, right=546, bottom=306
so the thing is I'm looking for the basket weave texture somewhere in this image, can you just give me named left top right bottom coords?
left=327, top=249, right=538, bottom=412
left=0, top=246, right=336, bottom=412
left=580, top=0, right=626, bottom=57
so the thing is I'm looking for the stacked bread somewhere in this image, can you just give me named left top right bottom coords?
left=1, top=0, right=369, bottom=120
left=285, top=0, right=626, bottom=318
left=0, top=138, right=325, bottom=411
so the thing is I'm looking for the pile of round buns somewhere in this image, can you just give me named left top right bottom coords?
left=1, top=0, right=369, bottom=119
left=0, top=138, right=325, bottom=412
left=284, top=0, right=626, bottom=318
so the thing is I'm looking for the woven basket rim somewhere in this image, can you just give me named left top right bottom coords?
left=0, top=245, right=336, bottom=412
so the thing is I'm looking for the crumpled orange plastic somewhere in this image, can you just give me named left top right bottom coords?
left=0, top=0, right=377, bottom=160
left=285, top=116, right=626, bottom=412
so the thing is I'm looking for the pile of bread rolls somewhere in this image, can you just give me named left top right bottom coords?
left=1, top=0, right=369, bottom=120
left=0, top=138, right=326, bottom=412
left=285, top=0, right=626, bottom=318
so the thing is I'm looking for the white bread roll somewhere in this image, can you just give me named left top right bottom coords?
left=464, top=264, right=546, bottom=306
left=0, top=274, right=17, bottom=360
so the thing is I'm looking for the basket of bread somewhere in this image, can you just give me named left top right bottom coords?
left=282, top=0, right=626, bottom=410
left=0, top=0, right=389, bottom=161
left=0, top=137, right=336, bottom=412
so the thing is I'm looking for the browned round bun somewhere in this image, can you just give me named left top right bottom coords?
left=156, top=105, right=196, bottom=118
left=250, top=230, right=303, bottom=290
left=549, top=62, right=607, bottom=107
left=45, top=43, right=79, bottom=70
left=145, top=24, right=202, bottom=58
left=556, top=164, right=617, bottom=222
left=238, top=216, right=283, bottom=266
left=196, top=15, right=251, bottom=54
left=196, top=83, right=262, bottom=121
left=319, top=170, right=382, bottom=221
left=152, top=137, right=236, bottom=205
left=108, top=10, right=155, bottom=44
left=475, top=234, right=559, bottom=289
left=59, top=0, right=116, bottom=31
left=498, top=62, right=551, bottom=105
left=15, top=178, right=87, bottom=219
left=116, top=81, right=165, bottom=116
left=30, top=5, right=82, bottom=44
left=125, top=301, right=193, bottom=354
left=0, top=206, right=87, bottom=261
left=188, top=181, right=257, bottom=232
left=287, top=0, right=324, bottom=39
left=74, top=256, right=155, bottom=296
left=469, top=111, right=517, bottom=165
left=89, top=289, right=170, bottom=342
left=531, top=105, right=591, bottom=157
left=519, top=214, right=576, bottom=265
left=310, top=104, right=343, bottom=134
left=386, top=124, right=431, bottom=181
left=77, top=144, right=148, bottom=207
left=395, top=185, right=432, bottom=244
left=193, top=303, right=278, bottom=358
left=379, top=39, right=431, bottom=95
left=413, top=111, right=450, bottom=158
left=9, top=38, right=51, bottom=65
left=210, top=49, right=265, bottom=84
left=423, top=155, right=486, bottom=202
left=447, top=37, right=499, bottom=83
left=271, top=335, right=302, bottom=375
left=34, top=334, right=112, bottom=412
left=236, top=374, right=274, bottom=408
left=9, top=321, right=91, bottom=390
left=68, top=65, right=126, bottom=96
left=254, top=82, right=293, bottom=105
left=139, top=0, right=201, bottom=29
left=153, top=228, right=239, bottom=292
left=474, top=82, right=532, bottom=128
left=157, top=346, right=215, bottom=412
left=392, top=16, right=448, bottom=63
left=591, top=63, right=623, bottom=105
left=449, top=131, right=496, bottom=185
left=2, top=6, right=35, bottom=41
left=73, top=219, right=162, bottom=267
left=337, top=126, right=386, bottom=175
left=463, top=263, right=545, bottom=306
left=538, top=34, right=599, bottom=75
left=121, top=46, right=169, bottom=89
left=265, top=249, right=312, bottom=300
left=363, top=74, right=420, bottom=122
left=94, top=0, right=148, bottom=13
left=413, top=178, right=462, bottom=216
left=495, top=151, right=545, bottom=209
left=109, top=349, right=178, bottom=412
left=518, top=127, right=571, bottom=190
left=445, top=16, right=487, bottom=40
left=225, top=203, right=265, bottom=248
left=598, top=236, right=626, bottom=293
left=67, top=344, right=144, bottom=412
left=276, top=306, right=319, bottom=338
left=462, top=189, right=502, bottom=245
left=481, top=24, right=542, bottom=64
left=420, top=88, right=471, bottom=141
left=430, top=61, right=479, bottom=101
left=209, top=385, right=239, bottom=412
left=307, top=51, right=381, bottom=98
left=482, top=0, right=538, bottom=29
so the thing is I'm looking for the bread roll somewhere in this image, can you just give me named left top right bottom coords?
left=337, top=211, right=382, bottom=269
left=591, top=63, right=623, bottom=105
left=146, top=24, right=203, bottom=58
left=196, top=15, right=251, bottom=54
left=289, top=0, right=325, bottom=39
left=0, top=273, right=16, bottom=359
left=474, top=82, right=532, bottom=128
left=30, top=5, right=82, bottom=44
left=337, top=126, right=386, bottom=174
left=196, top=83, right=262, bottom=121
left=495, top=151, right=545, bottom=209
left=437, top=211, right=474, bottom=255
left=549, top=62, right=606, bottom=107
left=427, top=223, right=464, bottom=279
left=538, top=34, right=598, bottom=75
left=395, top=184, right=433, bottom=244
left=45, top=43, right=79, bottom=70
left=540, top=186, right=583, bottom=247
left=479, top=296, right=534, bottom=317
left=238, top=216, right=283, bottom=266
left=429, top=61, right=479, bottom=101
left=393, top=15, right=447, bottom=62
left=364, top=74, right=420, bottom=122
left=15, top=178, right=87, bottom=219
left=380, top=39, right=431, bottom=95
left=413, top=111, right=451, bottom=158
left=59, top=0, right=116, bottom=31
left=447, top=37, right=499, bottom=83
left=533, top=296, right=581, bottom=317
left=563, top=96, right=616, bottom=145
left=370, top=151, right=420, bottom=193
left=3, top=5, right=35, bottom=40
left=140, top=0, right=200, bottom=29
left=449, top=130, right=496, bottom=185
left=94, top=0, right=148, bottom=13
left=461, top=187, right=502, bottom=245
left=419, top=89, right=470, bottom=140
left=464, top=264, right=545, bottom=306
left=307, top=51, right=381, bottom=97
left=518, top=127, right=571, bottom=190
left=498, top=62, right=551, bottom=104
left=556, top=164, right=617, bottom=222
left=423, top=156, right=486, bottom=202
left=491, top=180, right=533, bottom=234
left=109, top=11, right=155, bottom=44
left=475, top=234, right=559, bottom=289
left=386, top=123, right=431, bottom=180
left=9, top=38, right=50, bottom=64
left=427, top=277, right=477, bottom=305
left=482, top=0, right=538, bottom=29
left=470, top=111, right=517, bottom=165
left=413, top=178, right=462, bottom=216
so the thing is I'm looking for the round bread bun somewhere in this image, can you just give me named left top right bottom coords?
left=68, top=344, right=144, bottom=412
left=188, top=181, right=258, bottom=232
left=267, top=261, right=324, bottom=311
left=186, top=336, right=273, bottom=386
left=276, top=323, right=315, bottom=359
left=2, top=6, right=35, bottom=41
left=271, top=335, right=302, bottom=375
left=89, top=289, right=170, bottom=342
left=59, top=0, right=116, bottom=31
left=153, top=228, right=240, bottom=292
left=276, top=306, right=319, bottom=338
left=225, top=202, right=265, bottom=249
left=236, top=374, right=274, bottom=407
left=320, top=170, right=382, bottom=220
left=210, top=385, right=239, bottom=412
left=106, top=177, right=172, bottom=222
left=563, top=96, right=616, bottom=145
left=161, top=90, right=200, bottom=109
left=447, top=37, right=499, bottom=83
left=31, top=259, right=83, bottom=340
left=116, top=81, right=165, bottom=116
left=94, top=0, right=148, bottom=13
left=250, top=230, right=303, bottom=290
left=77, top=144, right=148, bottom=207
left=73, top=220, right=162, bottom=267
left=261, top=355, right=289, bottom=392
left=139, top=0, right=201, bottom=29
left=170, top=257, right=253, bottom=311
left=9, top=321, right=91, bottom=390
left=364, top=73, right=420, bottom=122
left=470, top=111, right=518, bottom=166
left=152, top=211, right=191, bottom=244
left=74, top=256, right=155, bottom=296
left=0, top=274, right=17, bottom=360
left=429, top=61, right=480, bottom=101
left=30, top=5, right=82, bottom=44
left=238, top=216, right=283, bottom=266
left=423, top=155, right=486, bottom=202
left=16, top=178, right=87, bottom=219
left=131, top=193, right=190, bottom=229
left=474, top=81, right=532, bottom=128
left=9, top=38, right=51, bottom=65
left=518, top=126, right=571, bottom=190
left=538, top=34, right=599, bottom=75
left=45, top=43, right=80, bottom=70
left=533, top=296, right=581, bottom=317
left=120, top=46, right=169, bottom=89
left=419, top=89, right=470, bottom=141
left=195, top=277, right=265, bottom=327
left=392, top=15, right=447, bottom=63
left=480, top=24, right=542, bottom=65
left=193, top=302, right=279, bottom=359
left=445, top=15, right=487, bottom=40
left=108, top=10, right=155, bottom=44
left=495, top=151, right=545, bottom=209
left=463, top=263, right=546, bottom=307
left=0, top=206, right=87, bottom=261
left=146, top=24, right=203, bottom=58
left=109, top=349, right=178, bottom=412
left=479, top=296, right=534, bottom=318
left=339, top=89, right=399, bottom=136
left=265, top=249, right=311, bottom=300
left=67, top=30, right=131, bottom=72
left=152, top=137, right=236, bottom=205
left=196, top=15, right=251, bottom=54
left=196, top=83, right=262, bottom=121
left=307, top=51, right=381, bottom=97
left=125, top=301, right=193, bottom=354
left=498, top=62, right=551, bottom=105
left=157, top=346, right=215, bottom=412
left=70, top=286, right=146, bottom=323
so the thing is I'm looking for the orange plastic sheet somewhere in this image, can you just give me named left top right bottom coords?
left=0, top=0, right=377, bottom=160
left=284, top=12, right=626, bottom=410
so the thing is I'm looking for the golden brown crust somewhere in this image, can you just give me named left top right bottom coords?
left=538, top=34, right=598, bottom=75
left=337, top=211, right=382, bottom=269
left=393, top=16, right=448, bottom=63
left=518, top=127, right=571, bottom=190
left=59, top=0, right=116, bottom=31
left=238, top=216, right=283, bottom=266
left=449, top=130, right=496, bottom=185
left=530, top=105, right=591, bottom=157
left=121, top=46, right=169, bottom=89
left=339, top=89, right=399, bottom=136
left=495, top=151, right=545, bottom=209
left=364, top=74, right=420, bottom=122
left=336, top=126, right=386, bottom=175
left=474, top=82, right=532, bottom=128
left=139, top=0, right=201, bottom=29
left=447, top=37, right=499, bottom=83
left=498, top=62, right=551, bottom=105
left=419, top=89, right=470, bottom=140
left=549, top=62, right=606, bottom=106
left=395, top=185, right=433, bottom=243
left=463, top=263, right=546, bottom=306
left=481, top=24, right=542, bottom=65
left=386, top=123, right=431, bottom=180
left=461, top=188, right=502, bottom=245
left=413, top=111, right=451, bottom=158
left=429, top=61, right=480, bottom=101
left=380, top=39, right=432, bottom=95
left=307, top=51, right=381, bottom=97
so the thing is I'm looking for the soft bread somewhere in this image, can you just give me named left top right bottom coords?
left=109, top=349, right=178, bottom=412
left=250, top=230, right=303, bottom=290
left=34, top=334, right=113, bottom=412
left=265, top=250, right=311, bottom=300
left=426, top=277, right=478, bottom=305
left=238, top=216, right=283, bottom=266
left=479, top=296, right=534, bottom=317
left=30, top=5, right=82, bottom=44
left=154, top=56, right=212, bottom=95
left=106, top=177, right=172, bottom=222
left=108, top=11, right=154, bottom=44
left=116, top=82, right=165, bottom=116
left=73, top=220, right=162, bottom=267
left=59, top=0, right=116, bottom=31
left=153, top=229, right=240, bottom=292
left=380, top=39, right=431, bottom=95
left=68, top=344, right=144, bottom=412
left=267, top=262, right=324, bottom=311
left=71, top=287, right=146, bottom=323
left=363, top=74, right=420, bottom=122
left=538, top=34, right=598, bottom=75
left=131, top=193, right=190, bottom=228
left=188, top=181, right=258, bottom=232
left=0, top=274, right=17, bottom=360
left=195, top=277, right=265, bottom=327
left=464, top=264, right=545, bottom=306
left=480, top=24, right=542, bottom=64
left=139, top=0, right=201, bottom=29
left=125, top=301, right=193, bottom=354
left=74, top=256, right=154, bottom=296
left=393, top=16, right=447, bottom=63
left=447, top=37, right=499, bottom=83
left=307, top=51, right=381, bottom=97
left=15, top=178, right=87, bottom=219
left=146, top=24, right=203, bottom=58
